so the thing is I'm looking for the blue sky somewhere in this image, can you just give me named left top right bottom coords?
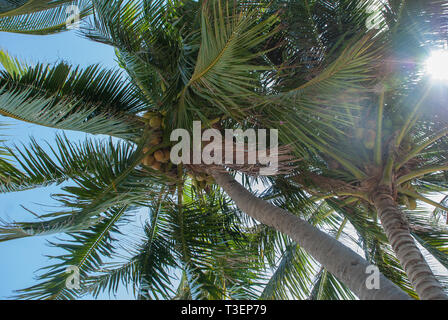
left=0, top=30, right=138, bottom=299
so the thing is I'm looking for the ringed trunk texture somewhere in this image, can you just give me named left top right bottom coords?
left=212, top=171, right=410, bottom=300
left=372, top=186, right=447, bottom=300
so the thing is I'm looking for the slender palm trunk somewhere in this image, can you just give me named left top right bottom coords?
left=371, top=186, right=447, bottom=300
left=211, top=171, right=410, bottom=300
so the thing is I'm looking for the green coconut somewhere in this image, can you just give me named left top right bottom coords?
left=408, top=198, right=417, bottom=210
left=363, top=129, right=376, bottom=150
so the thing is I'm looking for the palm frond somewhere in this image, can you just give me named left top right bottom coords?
left=260, top=240, right=316, bottom=299
left=0, top=51, right=144, bottom=139
left=86, top=221, right=177, bottom=300
left=0, top=0, right=92, bottom=35
left=177, top=0, right=278, bottom=127
left=0, top=135, right=164, bottom=241
left=13, top=205, right=131, bottom=300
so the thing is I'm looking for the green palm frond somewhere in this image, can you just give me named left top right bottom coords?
left=431, top=195, right=448, bottom=224
left=0, top=49, right=26, bottom=75
left=0, top=122, right=26, bottom=189
left=264, top=34, right=384, bottom=161
left=407, top=209, right=448, bottom=271
left=0, top=0, right=93, bottom=35
left=260, top=240, right=316, bottom=300
left=86, top=222, right=177, bottom=300
left=13, top=205, right=131, bottom=300
left=0, top=0, right=74, bottom=16
left=0, top=52, right=144, bottom=138
left=103, top=0, right=185, bottom=112
left=0, top=50, right=145, bottom=114
left=1, top=134, right=139, bottom=193
left=309, top=267, right=357, bottom=300
left=82, top=0, right=184, bottom=116
left=173, top=265, right=205, bottom=300
left=177, top=0, right=279, bottom=126
left=0, top=134, right=164, bottom=241
left=166, top=186, right=263, bottom=299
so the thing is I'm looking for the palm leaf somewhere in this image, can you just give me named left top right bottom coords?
left=13, top=205, right=130, bottom=300
left=0, top=135, right=164, bottom=241
left=178, top=0, right=279, bottom=126
left=0, top=52, right=144, bottom=138
left=0, top=0, right=93, bottom=35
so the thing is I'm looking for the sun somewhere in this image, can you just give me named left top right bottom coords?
left=425, top=50, right=448, bottom=81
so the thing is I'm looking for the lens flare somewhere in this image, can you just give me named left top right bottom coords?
left=425, top=50, right=448, bottom=81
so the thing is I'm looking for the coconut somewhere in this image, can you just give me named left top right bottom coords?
left=364, top=140, right=375, bottom=150
left=408, top=198, right=417, bottom=210
left=149, top=136, right=162, bottom=146
left=363, top=129, right=376, bottom=150
left=143, top=112, right=153, bottom=119
left=151, top=161, right=162, bottom=171
left=142, top=155, right=155, bottom=166
left=163, top=149, right=171, bottom=162
left=149, top=116, right=162, bottom=129
left=154, top=150, right=165, bottom=162
left=206, top=176, right=215, bottom=185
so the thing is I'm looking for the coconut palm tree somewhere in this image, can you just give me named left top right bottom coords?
left=260, top=0, right=448, bottom=299
left=0, top=0, right=413, bottom=299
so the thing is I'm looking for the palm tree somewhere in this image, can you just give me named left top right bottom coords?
left=0, top=0, right=413, bottom=299
left=260, top=0, right=448, bottom=299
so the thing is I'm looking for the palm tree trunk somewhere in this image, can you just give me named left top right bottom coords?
left=211, top=171, right=410, bottom=300
left=371, top=185, right=447, bottom=300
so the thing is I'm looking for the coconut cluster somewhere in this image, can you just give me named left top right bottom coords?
left=140, top=112, right=216, bottom=189
left=141, top=112, right=175, bottom=176
left=187, top=172, right=215, bottom=190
